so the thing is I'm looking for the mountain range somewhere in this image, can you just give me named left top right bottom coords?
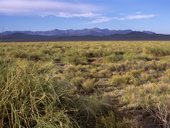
left=1, top=28, right=170, bottom=41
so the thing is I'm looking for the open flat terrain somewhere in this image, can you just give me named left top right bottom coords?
left=0, top=41, right=170, bottom=128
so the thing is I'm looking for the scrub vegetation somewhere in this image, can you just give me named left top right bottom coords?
left=0, top=41, right=170, bottom=128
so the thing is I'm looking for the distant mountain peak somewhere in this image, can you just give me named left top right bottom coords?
left=1, top=28, right=155, bottom=37
left=1, top=28, right=166, bottom=42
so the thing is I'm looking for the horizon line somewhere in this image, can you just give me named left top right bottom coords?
left=0, top=27, right=166, bottom=34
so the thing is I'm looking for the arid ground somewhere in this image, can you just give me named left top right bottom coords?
left=0, top=41, right=170, bottom=128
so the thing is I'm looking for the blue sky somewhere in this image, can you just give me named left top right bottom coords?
left=0, top=0, right=170, bottom=34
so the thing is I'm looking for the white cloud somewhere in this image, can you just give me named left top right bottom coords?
left=41, top=12, right=99, bottom=18
left=126, top=14, right=156, bottom=20
left=114, top=14, right=156, bottom=20
left=89, top=13, right=156, bottom=24
left=90, top=16, right=111, bottom=24
left=0, top=0, right=99, bottom=18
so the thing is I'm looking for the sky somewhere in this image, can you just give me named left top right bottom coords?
left=0, top=0, right=170, bottom=34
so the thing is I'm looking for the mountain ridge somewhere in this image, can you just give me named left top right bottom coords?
left=1, top=28, right=170, bottom=42
left=1, top=28, right=156, bottom=36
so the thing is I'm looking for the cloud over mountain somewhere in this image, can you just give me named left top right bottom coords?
left=0, top=0, right=99, bottom=18
left=114, top=14, right=156, bottom=20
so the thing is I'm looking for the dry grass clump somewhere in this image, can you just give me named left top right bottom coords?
left=14, top=51, right=48, bottom=61
left=0, top=41, right=170, bottom=128
left=121, top=83, right=170, bottom=107
left=0, top=60, right=76, bottom=128
left=71, top=76, right=84, bottom=90
left=120, top=83, right=170, bottom=128
left=110, top=74, right=130, bottom=87
left=0, top=59, right=118, bottom=128
left=106, top=52, right=124, bottom=63
left=64, top=50, right=88, bottom=65
left=82, top=79, right=96, bottom=93
left=144, top=47, right=170, bottom=57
